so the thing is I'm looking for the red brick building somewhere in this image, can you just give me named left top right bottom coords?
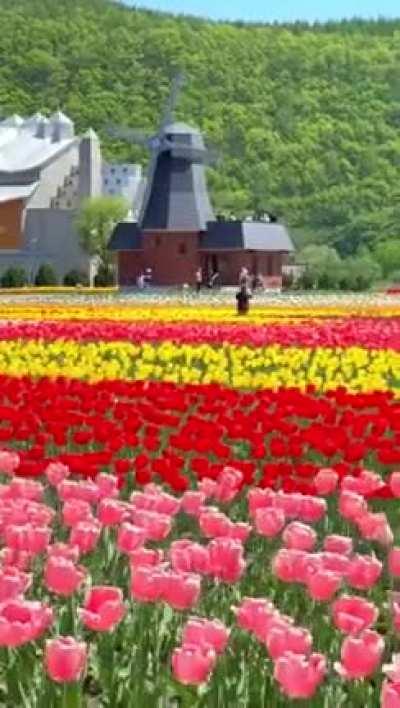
left=109, top=122, right=294, bottom=287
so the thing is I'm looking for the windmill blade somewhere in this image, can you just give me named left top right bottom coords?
left=159, top=73, right=185, bottom=132
left=106, top=124, right=152, bottom=147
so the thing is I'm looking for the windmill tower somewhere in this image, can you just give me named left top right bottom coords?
left=108, top=74, right=215, bottom=231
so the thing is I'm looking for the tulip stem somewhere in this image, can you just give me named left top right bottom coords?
left=62, top=682, right=82, bottom=708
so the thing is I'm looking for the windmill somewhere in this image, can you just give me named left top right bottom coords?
left=107, top=74, right=216, bottom=231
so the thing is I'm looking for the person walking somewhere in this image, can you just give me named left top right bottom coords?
left=195, top=267, right=203, bottom=294
left=236, top=284, right=252, bottom=315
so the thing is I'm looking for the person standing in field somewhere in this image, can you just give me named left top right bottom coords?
left=195, top=267, right=203, bottom=293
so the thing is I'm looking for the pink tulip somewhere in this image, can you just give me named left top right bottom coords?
left=152, top=492, right=181, bottom=516
left=356, top=511, right=393, bottom=546
left=182, top=617, right=230, bottom=654
left=339, top=491, right=367, bottom=522
left=208, top=537, right=245, bottom=583
left=335, top=630, right=384, bottom=679
left=272, top=549, right=311, bottom=584
left=161, top=572, right=201, bottom=611
left=170, top=540, right=210, bottom=575
left=248, top=488, right=275, bottom=516
left=254, top=508, right=285, bottom=538
left=130, top=548, right=164, bottom=567
left=131, top=509, right=172, bottom=541
left=70, top=521, right=101, bottom=555
left=228, top=521, right=251, bottom=544
left=79, top=586, right=125, bottom=632
left=306, top=569, right=341, bottom=602
left=8, top=478, right=43, bottom=501
left=0, top=548, right=32, bottom=571
left=117, top=523, right=146, bottom=554
left=391, top=594, right=400, bottom=631
left=131, top=565, right=164, bottom=603
left=299, top=497, right=327, bottom=524
left=45, top=462, right=70, bottom=487
left=62, top=500, right=94, bottom=527
left=47, top=543, right=80, bottom=563
left=274, top=652, right=326, bottom=699
left=0, top=450, right=19, bottom=476
left=266, top=625, right=312, bottom=660
left=5, top=524, right=51, bottom=555
left=0, top=566, right=31, bottom=601
left=44, top=556, right=86, bottom=596
left=323, top=535, right=353, bottom=556
left=198, top=478, right=217, bottom=499
left=389, top=549, right=400, bottom=577
left=234, top=597, right=277, bottom=635
left=275, top=492, right=303, bottom=519
left=319, top=552, right=351, bottom=576
left=58, top=480, right=99, bottom=504
left=97, top=498, right=129, bottom=526
left=45, top=636, right=87, bottom=683
left=314, top=468, right=338, bottom=495
left=381, top=680, right=400, bottom=708
left=390, top=472, right=400, bottom=498
left=383, top=653, right=400, bottom=683
left=95, top=473, right=119, bottom=500
left=345, top=554, right=382, bottom=590
left=172, top=644, right=216, bottom=685
left=0, top=598, right=53, bottom=646
left=214, top=466, right=243, bottom=503
left=342, top=470, right=384, bottom=496
left=199, top=508, right=231, bottom=538
left=332, top=595, right=379, bottom=635
left=283, top=522, right=317, bottom=552
left=181, top=491, right=206, bottom=517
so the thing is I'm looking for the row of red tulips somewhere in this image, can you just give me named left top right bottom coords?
left=0, top=376, right=399, bottom=495
left=0, top=317, right=400, bottom=349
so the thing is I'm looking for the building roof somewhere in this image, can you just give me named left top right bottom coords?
left=0, top=182, right=39, bottom=204
left=108, top=221, right=142, bottom=251
left=0, top=114, right=76, bottom=175
left=201, top=220, right=294, bottom=252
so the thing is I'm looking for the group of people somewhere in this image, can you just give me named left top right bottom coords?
left=136, top=268, right=153, bottom=290
left=195, top=268, right=219, bottom=292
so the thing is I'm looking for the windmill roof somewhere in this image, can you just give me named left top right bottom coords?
left=163, top=121, right=201, bottom=135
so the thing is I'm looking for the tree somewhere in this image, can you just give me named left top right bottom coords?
left=297, top=245, right=342, bottom=289
left=374, top=239, right=400, bottom=278
left=75, top=196, right=128, bottom=282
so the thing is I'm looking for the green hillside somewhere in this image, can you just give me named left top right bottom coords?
left=1, top=0, right=400, bottom=255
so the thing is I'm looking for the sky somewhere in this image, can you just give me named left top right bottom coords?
left=128, top=0, right=399, bottom=23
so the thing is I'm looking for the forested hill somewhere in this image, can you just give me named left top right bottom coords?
left=1, top=0, right=400, bottom=255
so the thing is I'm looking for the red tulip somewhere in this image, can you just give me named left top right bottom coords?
left=45, top=636, right=87, bottom=683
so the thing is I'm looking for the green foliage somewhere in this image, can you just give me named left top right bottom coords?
left=0, top=266, right=27, bottom=288
left=75, top=196, right=128, bottom=265
left=339, top=253, right=382, bottom=291
left=63, top=269, right=89, bottom=286
left=1, top=0, right=400, bottom=254
left=374, top=239, right=400, bottom=278
left=34, top=263, right=58, bottom=286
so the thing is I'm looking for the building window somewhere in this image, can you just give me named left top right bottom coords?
left=111, top=168, right=115, bottom=174
left=104, top=178, right=108, bottom=185
left=178, top=243, right=187, bottom=255
left=116, top=178, right=121, bottom=185
left=155, top=235, right=162, bottom=247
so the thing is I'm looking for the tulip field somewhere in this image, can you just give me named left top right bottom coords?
left=0, top=296, right=400, bottom=706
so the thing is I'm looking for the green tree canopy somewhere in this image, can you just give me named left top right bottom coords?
left=75, top=196, right=128, bottom=265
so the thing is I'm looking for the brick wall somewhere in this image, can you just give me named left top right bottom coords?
left=141, top=231, right=200, bottom=285
left=200, top=250, right=287, bottom=286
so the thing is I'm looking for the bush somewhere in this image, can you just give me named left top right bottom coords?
left=281, top=271, right=294, bottom=290
left=0, top=266, right=27, bottom=288
left=34, top=263, right=58, bottom=286
left=63, top=269, right=89, bottom=287
left=339, top=255, right=381, bottom=291
left=94, top=263, right=115, bottom=287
